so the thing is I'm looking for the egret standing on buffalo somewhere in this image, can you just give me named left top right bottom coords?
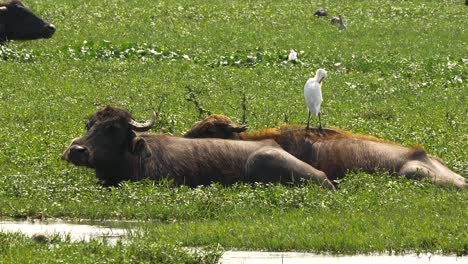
left=304, top=68, right=327, bottom=130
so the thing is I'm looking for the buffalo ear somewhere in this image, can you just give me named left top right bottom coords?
left=131, top=137, right=152, bottom=159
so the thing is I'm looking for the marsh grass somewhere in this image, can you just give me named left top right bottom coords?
left=0, top=232, right=222, bottom=263
left=0, top=0, right=467, bottom=262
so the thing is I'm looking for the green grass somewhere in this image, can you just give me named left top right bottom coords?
left=0, top=0, right=467, bottom=262
left=0, top=232, right=222, bottom=263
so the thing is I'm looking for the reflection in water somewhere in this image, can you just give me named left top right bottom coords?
left=0, top=219, right=128, bottom=242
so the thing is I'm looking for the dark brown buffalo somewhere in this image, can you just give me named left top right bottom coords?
left=185, top=114, right=468, bottom=189
left=62, top=106, right=335, bottom=190
left=0, top=0, right=55, bottom=44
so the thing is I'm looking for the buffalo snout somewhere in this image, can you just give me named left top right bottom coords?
left=62, top=142, right=90, bottom=167
left=43, top=24, right=56, bottom=38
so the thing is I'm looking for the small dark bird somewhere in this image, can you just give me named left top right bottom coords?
left=32, top=232, right=50, bottom=243
left=330, top=17, right=341, bottom=24
left=338, top=15, right=347, bottom=30
left=314, top=8, right=328, bottom=17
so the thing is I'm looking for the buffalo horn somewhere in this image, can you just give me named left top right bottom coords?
left=0, top=7, right=7, bottom=11
left=226, top=124, right=248, bottom=132
left=129, top=112, right=157, bottom=132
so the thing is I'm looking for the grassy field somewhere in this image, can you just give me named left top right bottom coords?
left=0, top=0, right=467, bottom=262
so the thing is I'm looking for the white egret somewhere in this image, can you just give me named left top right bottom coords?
left=304, top=68, right=327, bottom=130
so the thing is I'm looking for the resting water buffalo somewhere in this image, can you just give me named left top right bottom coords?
left=62, top=106, right=335, bottom=189
left=185, top=114, right=468, bottom=189
left=0, top=0, right=55, bottom=44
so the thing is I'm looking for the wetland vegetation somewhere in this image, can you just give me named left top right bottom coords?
left=0, top=0, right=467, bottom=262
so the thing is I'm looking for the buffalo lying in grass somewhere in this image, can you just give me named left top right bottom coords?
left=0, top=0, right=55, bottom=44
left=62, top=106, right=335, bottom=189
left=185, top=114, right=467, bottom=189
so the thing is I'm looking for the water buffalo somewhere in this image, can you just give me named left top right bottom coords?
left=62, top=106, right=335, bottom=190
left=185, top=114, right=467, bottom=189
left=0, top=0, right=55, bottom=44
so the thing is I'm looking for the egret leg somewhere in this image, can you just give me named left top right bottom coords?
left=318, top=112, right=322, bottom=130
left=306, top=112, right=311, bottom=130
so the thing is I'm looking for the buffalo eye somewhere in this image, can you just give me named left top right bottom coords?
left=205, top=126, right=217, bottom=135
left=204, top=129, right=214, bottom=135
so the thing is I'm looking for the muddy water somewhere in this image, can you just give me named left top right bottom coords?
left=219, top=251, right=465, bottom=264
left=0, top=219, right=128, bottom=242
left=0, top=219, right=465, bottom=263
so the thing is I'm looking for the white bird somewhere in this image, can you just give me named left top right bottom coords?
left=304, top=68, right=327, bottom=130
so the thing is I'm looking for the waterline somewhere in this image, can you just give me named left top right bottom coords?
left=0, top=219, right=127, bottom=242
left=219, top=251, right=465, bottom=264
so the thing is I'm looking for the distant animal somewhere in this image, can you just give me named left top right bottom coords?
left=304, top=68, right=327, bottom=130
left=184, top=115, right=468, bottom=189
left=314, top=8, right=328, bottom=17
left=337, top=15, right=347, bottom=30
left=62, top=106, right=335, bottom=189
left=330, top=16, right=341, bottom=24
left=32, top=232, right=50, bottom=243
left=0, top=0, right=55, bottom=44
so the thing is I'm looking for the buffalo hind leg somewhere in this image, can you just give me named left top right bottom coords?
left=246, top=147, right=335, bottom=190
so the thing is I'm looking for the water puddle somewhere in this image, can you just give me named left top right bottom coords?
left=0, top=219, right=128, bottom=243
left=0, top=219, right=465, bottom=263
left=219, top=251, right=465, bottom=264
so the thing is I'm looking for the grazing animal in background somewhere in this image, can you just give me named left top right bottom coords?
left=62, top=106, right=335, bottom=190
left=0, top=0, right=55, bottom=44
left=185, top=115, right=468, bottom=189
left=304, top=68, right=327, bottom=130
left=337, top=15, right=347, bottom=30
left=314, top=8, right=328, bottom=17
left=330, top=16, right=341, bottom=24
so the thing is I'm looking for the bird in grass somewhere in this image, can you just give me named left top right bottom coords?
left=304, top=68, right=327, bottom=130
left=338, top=15, right=347, bottom=30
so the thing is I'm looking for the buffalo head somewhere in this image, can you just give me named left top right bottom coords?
left=184, top=114, right=247, bottom=139
left=62, top=106, right=157, bottom=169
left=0, top=0, right=55, bottom=43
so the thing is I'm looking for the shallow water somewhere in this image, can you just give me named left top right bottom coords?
left=0, top=219, right=465, bottom=263
left=219, top=251, right=466, bottom=264
left=0, top=219, right=128, bottom=242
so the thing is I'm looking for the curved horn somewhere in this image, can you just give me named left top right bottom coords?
left=129, top=112, right=157, bottom=132
left=226, top=124, right=248, bottom=133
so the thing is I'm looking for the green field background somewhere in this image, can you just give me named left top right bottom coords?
left=0, top=0, right=466, bottom=262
